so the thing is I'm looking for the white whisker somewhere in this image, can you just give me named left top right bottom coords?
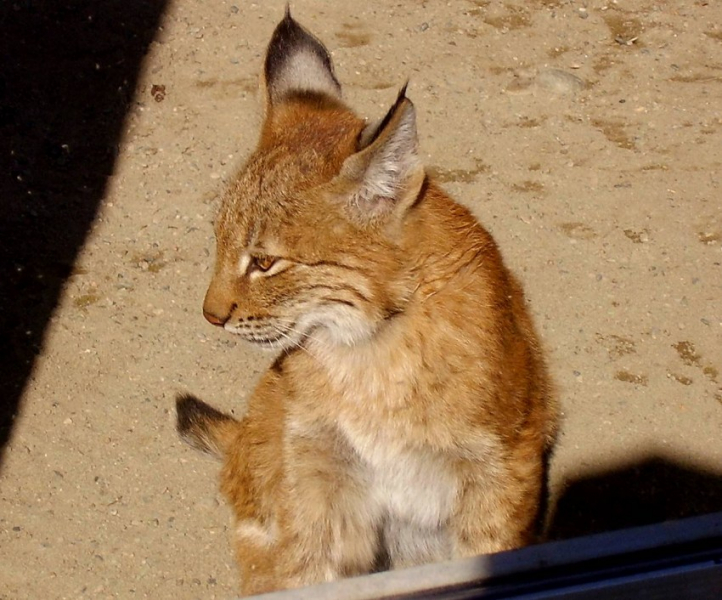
left=271, top=321, right=314, bottom=357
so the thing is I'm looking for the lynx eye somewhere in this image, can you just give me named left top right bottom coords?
left=252, top=254, right=277, bottom=272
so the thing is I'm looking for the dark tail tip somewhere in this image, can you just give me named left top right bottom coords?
left=176, top=394, right=236, bottom=458
left=176, top=394, right=215, bottom=436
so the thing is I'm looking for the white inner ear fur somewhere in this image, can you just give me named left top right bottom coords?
left=364, top=114, right=421, bottom=200
left=343, top=104, right=424, bottom=221
left=270, top=49, right=341, bottom=101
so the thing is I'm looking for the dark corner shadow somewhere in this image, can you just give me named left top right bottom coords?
left=0, top=0, right=168, bottom=470
left=547, top=454, right=722, bottom=541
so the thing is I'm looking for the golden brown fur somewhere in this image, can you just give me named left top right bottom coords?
left=176, top=10, right=558, bottom=596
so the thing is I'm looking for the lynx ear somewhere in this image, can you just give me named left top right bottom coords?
left=263, top=8, right=341, bottom=106
left=339, top=86, right=425, bottom=225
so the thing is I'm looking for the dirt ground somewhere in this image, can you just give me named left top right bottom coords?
left=1, top=0, right=721, bottom=598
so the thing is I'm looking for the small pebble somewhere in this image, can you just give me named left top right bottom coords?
left=506, top=69, right=586, bottom=96
left=535, top=69, right=587, bottom=95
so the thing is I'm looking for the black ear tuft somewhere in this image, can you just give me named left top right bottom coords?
left=359, top=82, right=410, bottom=150
left=264, top=10, right=341, bottom=105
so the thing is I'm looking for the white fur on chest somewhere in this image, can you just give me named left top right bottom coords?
left=364, top=431, right=457, bottom=529
left=307, top=325, right=458, bottom=528
left=330, top=356, right=457, bottom=526
left=311, top=322, right=422, bottom=407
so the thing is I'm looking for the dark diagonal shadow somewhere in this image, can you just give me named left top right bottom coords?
left=548, top=454, right=722, bottom=540
left=0, top=0, right=167, bottom=470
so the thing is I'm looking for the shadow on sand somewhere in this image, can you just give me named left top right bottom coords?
left=548, top=453, right=722, bottom=540
left=0, top=0, right=167, bottom=470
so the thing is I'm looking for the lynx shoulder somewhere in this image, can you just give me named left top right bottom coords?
left=176, top=9, right=559, bottom=596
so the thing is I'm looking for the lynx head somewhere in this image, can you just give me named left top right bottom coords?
left=202, top=10, right=426, bottom=350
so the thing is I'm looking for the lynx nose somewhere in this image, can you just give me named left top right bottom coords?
left=203, top=308, right=228, bottom=327
left=203, top=279, right=235, bottom=327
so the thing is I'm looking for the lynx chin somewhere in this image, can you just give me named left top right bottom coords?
left=176, top=8, right=559, bottom=596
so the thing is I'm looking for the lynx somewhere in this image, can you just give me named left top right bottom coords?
left=177, top=9, right=559, bottom=596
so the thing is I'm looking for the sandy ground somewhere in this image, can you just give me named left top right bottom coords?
left=1, top=0, right=721, bottom=598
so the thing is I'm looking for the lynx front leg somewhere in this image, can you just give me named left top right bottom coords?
left=382, top=517, right=451, bottom=570
left=449, top=469, right=542, bottom=558
left=278, top=422, right=382, bottom=589
left=235, top=527, right=282, bottom=596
